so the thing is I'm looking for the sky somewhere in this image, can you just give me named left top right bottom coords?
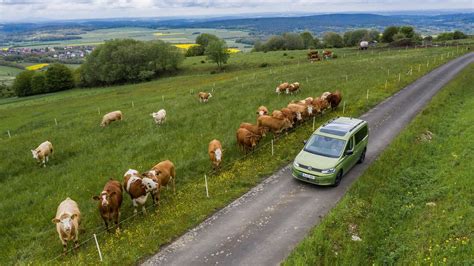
left=0, top=0, right=472, bottom=22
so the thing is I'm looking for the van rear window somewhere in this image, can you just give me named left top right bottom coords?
left=355, top=125, right=368, bottom=145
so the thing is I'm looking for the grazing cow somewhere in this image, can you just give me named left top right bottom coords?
left=236, top=128, right=261, bottom=153
left=123, top=169, right=158, bottom=213
left=198, top=92, right=212, bottom=103
left=323, top=50, right=332, bottom=59
left=272, top=110, right=286, bottom=120
left=275, top=82, right=289, bottom=94
left=143, top=160, right=176, bottom=194
left=208, top=139, right=223, bottom=170
left=286, top=82, right=300, bottom=94
left=311, top=97, right=330, bottom=114
left=93, top=179, right=123, bottom=231
left=101, top=111, right=123, bottom=127
left=321, top=91, right=332, bottom=101
left=256, top=106, right=269, bottom=116
left=31, top=140, right=53, bottom=167
left=150, top=109, right=166, bottom=125
left=257, top=115, right=293, bottom=136
left=326, top=90, right=342, bottom=110
left=280, top=107, right=298, bottom=124
left=287, top=103, right=313, bottom=120
left=240, top=122, right=266, bottom=137
left=52, top=198, right=81, bottom=254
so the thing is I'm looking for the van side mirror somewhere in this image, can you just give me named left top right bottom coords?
left=303, top=140, right=307, bottom=144
left=345, top=150, right=354, bottom=156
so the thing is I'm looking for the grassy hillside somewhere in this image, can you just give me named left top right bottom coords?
left=0, top=46, right=469, bottom=264
left=284, top=64, right=474, bottom=265
left=0, top=65, right=22, bottom=85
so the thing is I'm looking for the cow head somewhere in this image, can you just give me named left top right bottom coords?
left=93, top=191, right=116, bottom=207
left=142, top=177, right=159, bottom=193
left=142, top=170, right=160, bottom=183
left=52, top=213, right=77, bottom=234
left=214, top=148, right=222, bottom=162
left=31, top=150, right=39, bottom=160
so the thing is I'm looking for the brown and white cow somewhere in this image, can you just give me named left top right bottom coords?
left=257, top=115, right=293, bottom=136
left=198, top=92, right=213, bottom=103
left=208, top=139, right=223, bottom=170
left=286, top=82, right=300, bottom=94
left=31, top=140, right=53, bottom=167
left=100, top=111, right=123, bottom=127
left=123, top=169, right=158, bottom=213
left=143, top=160, right=177, bottom=194
left=52, top=197, right=81, bottom=254
left=93, top=179, right=123, bottom=231
left=275, top=82, right=289, bottom=94
left=326, top=90, right=342, bottom=110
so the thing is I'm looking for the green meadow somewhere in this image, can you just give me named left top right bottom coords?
left=284, top=62, right=473, bottom=265
left=0, top=45, right=469, bottom=264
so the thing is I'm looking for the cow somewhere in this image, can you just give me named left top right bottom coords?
left=256, top=106, right=269, bottom=116
left=257, top=115, right=293, bottom=136
left=286, top=82, right=300, bottom=94
left=52, top=198, right=81, bottom=254
left=280, top=107, right=299, bottom=125
left=287, top=103, right=313, bottom=120
left=326, top=90, right=342, bottom=110
left=240, top=122, right=266, bottom=137
left=275, top=82, right=289, bottom=94
left=272, top=110, right=286, bottom=120
left=93, top=179, right=123, bottom=231
left=236, top=128, right=261, bottom=153
left=198, top=92, right=212, bottom=103
left=101, top=111, right=123, bottom=127
left=31, top=141, right=53, bottom=167
left=208, top=139, right=223, bottom=170
left=143, top=160, right=176, bottom=194
left=321, top=91, right=332, bottom=101
left=150, top=109, right=166, bottom=125
left=323, top=50, right=332, bottom=59
left=123, top=169, right=158, bottom=213
left=311, top=97, right=330, bottom=114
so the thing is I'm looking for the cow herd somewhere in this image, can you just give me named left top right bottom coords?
left=32, top=83, right=341, bottom=254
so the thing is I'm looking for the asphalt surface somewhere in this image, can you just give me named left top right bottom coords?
left=143, top=52, right=474, bottom=266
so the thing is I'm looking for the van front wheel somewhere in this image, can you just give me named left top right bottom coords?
left=333, top=171, right=343, bottom=187
left=357, top=148, right=366, bottom=164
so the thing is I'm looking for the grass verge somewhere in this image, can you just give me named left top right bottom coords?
left=284, top=63, right=474, bottom=265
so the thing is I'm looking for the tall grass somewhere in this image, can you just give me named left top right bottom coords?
left=0, top=45, right=470, bottom=264
left=284, top=63, right=474, bottom=265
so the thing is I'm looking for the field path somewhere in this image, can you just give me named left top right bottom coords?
left=143, top=52, right=474, bottom=266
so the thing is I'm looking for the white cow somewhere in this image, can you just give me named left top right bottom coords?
left=150, top=109, right=166, bottom=125
left=52, top=198, right=81, bottom=254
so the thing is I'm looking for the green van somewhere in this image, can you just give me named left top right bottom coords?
left=292, top=117, right=369, bottom=186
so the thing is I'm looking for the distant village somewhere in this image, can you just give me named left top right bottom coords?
left=0, top=45, right=95, bottom=63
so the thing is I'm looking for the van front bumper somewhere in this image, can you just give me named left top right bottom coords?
left=292, top=167, right=336, bottom=186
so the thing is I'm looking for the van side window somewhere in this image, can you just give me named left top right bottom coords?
left=345, top=137, right=354, bottom=152
left=355, top=125, right=368, bottom=145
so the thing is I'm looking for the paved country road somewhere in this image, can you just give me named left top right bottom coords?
left=143, top=52, right=474, bottom=266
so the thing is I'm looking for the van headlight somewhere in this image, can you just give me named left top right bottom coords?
left=293, top=161, right=300, bottom=168
left=321, top=168, right=336, bottom=174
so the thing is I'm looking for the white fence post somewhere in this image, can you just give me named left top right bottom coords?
left=385, top=80, right=388, bottom=89
left=93, top=234, right=103, bottom=262
left=162, top=95, right=164, bottom=102
left=7, top=130, right=11, bottom=138
left=98, top=107, right=100, bottom=115
left=398, top=73, right=401, bottom=82
left=131, top=101, right=134, bottom=108
left=54, top=118, right=58, bottom=126
left=342, top=101, right=346, bottom=114
left=204, top=174, right=209, bottom=198
left=271, top=139, right=274, bottom=156
left=312, top=116, right=315, bottom=131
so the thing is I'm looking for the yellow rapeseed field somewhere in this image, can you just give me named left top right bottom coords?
left=25, top=63, right=49, bottom=71
left=227, top=48, right=241, bottom=53
left=154, top=32, right=180, bottom=36
left=174, top=43, right=199, bottom=49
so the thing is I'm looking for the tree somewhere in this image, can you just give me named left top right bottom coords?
left=322, top=32, right=344, bottom=48
left=300, top=32, right=315, bottom=49
left=30, top=72, right=46, bottom=94
left=392, top=32, right=406, bottom=42
left=343, top=29, right=369, bottom=47
left=13, top=70, right=35, bottom=97
left=264, top=35, right=286, bottom=51
left=185, top=45, right=205, bottom=57
left=382, top=26, right=399, bottom=43
left=368, top=30, right=381, bottom=42
left=205, top=40, right=230, bottom=69
left=282, top=33, right=304, bottom=50
left=313, top=36, right=322, bottom=48
left=196, top=33, right=220, bottom=48
left=45, top=64, right=74, bottom=92
left=399, top=26, right=415, bottom=39
left=453, top=30, right=467, bottom=39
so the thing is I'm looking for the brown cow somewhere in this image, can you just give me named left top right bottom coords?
left=236, top=128, right=261, bottom=153
left=327, top=90, right=342, bottom=110
left=256, top=106, right=269, bottom=116
left=280, top=107, right=298, bottom=125
left=198, top=92, right=212, bottom=103
left=123, top=169, right=158, bottom=213
left=143, top=160, right=177, bottom=194
left=286, top=82, right=300, bottom=94
left=272, top=110, right=286, bottom=120
left=100, top=111, right=123, bottom=127
left=257, top=115, right=293, bottom=136
left=240, top=122, right=266, bottom=137
left=311, top=97, right=330, bottom=114
left=275, top=82, right=289, bottom=94
left=208, top=139, right=223, bottom=170
left=287, top=103, right=313, bottom=120
left=93, top=179, right=123, bottom=231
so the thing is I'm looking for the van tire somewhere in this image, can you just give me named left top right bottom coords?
left=357, top=148, right=366, bottom=164
left=333, top=171, right=343, bottom=187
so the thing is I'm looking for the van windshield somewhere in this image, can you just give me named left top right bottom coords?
left=304, top=134, right=346, bottom=158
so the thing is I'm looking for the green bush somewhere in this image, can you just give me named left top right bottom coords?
left=30, top=72, right=46, bottom=94
left=45, top=63, right=74, bottom=92
left=13, top=70, right=35, bottom=97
